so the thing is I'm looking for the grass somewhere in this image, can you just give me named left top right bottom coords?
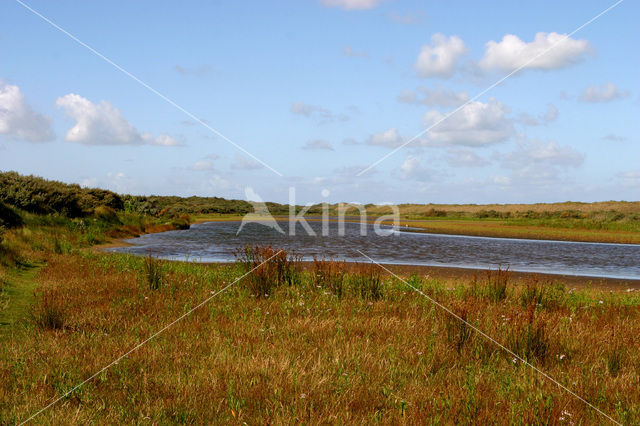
left=1, top=245, right=640, bottom=423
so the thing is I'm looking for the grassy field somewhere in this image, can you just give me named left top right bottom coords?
left=2, top=245, right=640, bottom=423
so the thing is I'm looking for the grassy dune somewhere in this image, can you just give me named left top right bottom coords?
left=1, top=243, right=640, bottom=423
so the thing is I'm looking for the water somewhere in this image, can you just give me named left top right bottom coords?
left=107, top=220, right=640, bottom=279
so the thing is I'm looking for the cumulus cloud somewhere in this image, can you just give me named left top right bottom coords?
left=290, top=102, right=349, bottom=124
left=517, top=103, right=558, bottom=126
left=149, top=134, right=182, bottom=146
left=415, top=33, right=468, bottom=78
left=343, top=45, right=368, bottom=58
left=500, top=138, right=583, bottom=169
left=191, top=160, right=214, bottom=171
left=398, top=85, right=469, bottom=107
left=0, top=82, right=54, bottom=142
left=396, top=155, right=435, bottom=181
left=423, top=98, right=513, bottom=147
left=319, top=0, right=382, bottom=10
left=56, top=94, right=179, bottom=146
left=579, top=82, right=629, bottom=102
left=445, top=148, right=489, bottom=167
left=231, top=155, right=263, bottom=170
left=367, top=127, right=404, bottom=148
left=479, top=32, right=592, bottom=72
left=302, top=139, right=334, bottom=150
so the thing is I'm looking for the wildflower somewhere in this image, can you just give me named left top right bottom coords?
left=559, top=354, right=566, bottom=360
left=300, top=393, right=307, bottom=399
left=512, top=357, right=517, bottom=364
left=598, top=300, right=604, bottom=304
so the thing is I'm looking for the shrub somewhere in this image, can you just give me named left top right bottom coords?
left=0, top=171, right=124, bottom=217
left=94, top=205, right=119, bottom=222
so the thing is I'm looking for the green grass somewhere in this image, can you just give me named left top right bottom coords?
left=0, top=264, right=43, bottom=330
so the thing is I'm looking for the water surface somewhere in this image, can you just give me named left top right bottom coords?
left=107, top=220, right=640, bottom=279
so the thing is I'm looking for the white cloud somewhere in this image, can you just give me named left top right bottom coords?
left=445, top=148, right=489, bottom=167
left=423, top=98, right=513, bottom=147
left=192, top=160, right=214, bottom=171
left=579, top=82, right=629, bottom=102
left=479, top=32, right=592, bottom=72
left=543, top=103, right=558, bottom=122
left=490, top=175, right=511, bottom=185
left=602, top=134, right=626, bottom=142
left=517, top=103, right=558, bottom=126
left=56, top=94, right=179, bottom=146
left=367, top=127, right=404, bottom=148
left=500, top=139, right=583, bottom=169
left=0, top=82, right=54, bottom=142
left=415, top=34, right=468, bottom=78
left=150, top=134, right=182, bottom=146
left=398, top=85, right=469, bottom=107
left=302, top=139, right=334, bottom=150
left=290, top=102, right=349, bottom=124
left=343, top=45, right=368, bottom=58
left=319, top=0, right=382, bottom=10
left=397, top=155, right=435, bottom=181
left=231, top=155, right=263, bottom=170
left=617, top=171, right=640, bottom=187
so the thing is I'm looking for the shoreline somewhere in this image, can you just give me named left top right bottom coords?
left=95, top=219, right=640, bottom=289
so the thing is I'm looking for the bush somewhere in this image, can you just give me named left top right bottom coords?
left=0, top=171, right=123, bottom=217
left=0, top=201, right=23, bottom=230
left=94, top=205, right=119, bottom=222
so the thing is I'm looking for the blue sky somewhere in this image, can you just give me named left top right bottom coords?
left=1, top=0, right=638, bottom=204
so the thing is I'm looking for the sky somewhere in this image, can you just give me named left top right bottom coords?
left=0, top=0, right=638, bottom=205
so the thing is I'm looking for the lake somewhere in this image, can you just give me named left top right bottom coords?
left=106, top=220, right=640, bottom=280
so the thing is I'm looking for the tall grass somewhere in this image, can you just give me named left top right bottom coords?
left=313, top=257, right=346, bottom=298
left=143, top=255, right=165, bottom=290
left=234, top=245, right=302, bottom=297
